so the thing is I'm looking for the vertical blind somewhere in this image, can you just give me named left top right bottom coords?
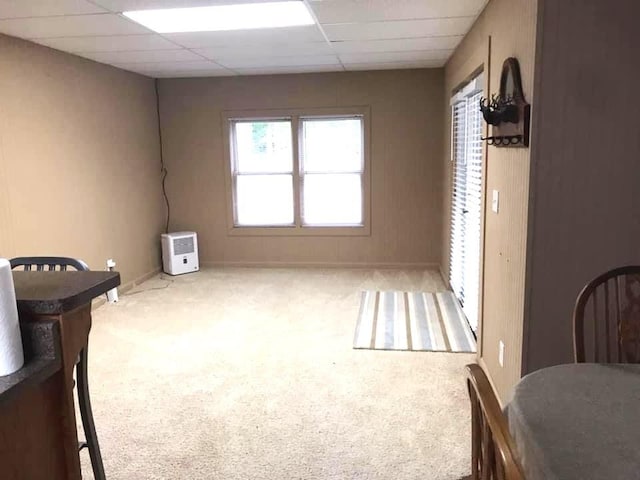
left=449, top=99, right=468, bottom=306
left=449, top=73, right=484, bottom=331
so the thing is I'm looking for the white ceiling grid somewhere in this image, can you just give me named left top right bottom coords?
left=0, top=0, right=488, bottom=77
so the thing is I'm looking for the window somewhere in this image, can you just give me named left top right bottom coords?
left=449, top=72, right=484, bottom=331
left=233, top=120, right=294, bottom=226
left=224, top=107, right=369, bottom=235
left=300, top=118, right=363, bottom=226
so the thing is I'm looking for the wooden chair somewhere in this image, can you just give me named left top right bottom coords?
left=10, top=256, right=106, bottom=480
left=573, top=265, right=640, bottom=363
left=466, top=364, right=525, bottom=480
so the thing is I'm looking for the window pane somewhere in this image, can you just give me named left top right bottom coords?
left=303, top=174, right=362, bottom=225
left=236, top=175, right=294, bottom=226
left=234, top=121, right=292, bottom=173
left=301, top=118, right=362, bottom=173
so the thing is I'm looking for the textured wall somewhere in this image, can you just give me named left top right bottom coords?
left=0, top=34, right=164, bottom=286
left=442, top=0, right=539, bottom=401
left=523, top=0, right=640, bottom=372
left=158, top=69, right=444, bottom=267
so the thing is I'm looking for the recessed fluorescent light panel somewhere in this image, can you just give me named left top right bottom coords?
left=123, top=1, right=315, bottom=33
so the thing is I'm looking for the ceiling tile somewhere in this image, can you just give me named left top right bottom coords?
left=339, top=50, right=452, bottom=64
left=151, top=70, right=236, bottom=77
left=323, top=17, right=476, bottom=42
left=216, top=55, right=341, bottom=69
left=331, top=36, right=462, bottom=54
left=34, top=34, right=177, bottom=53
left=343, top=59, right=445, bottom=71
left=79, top=48, right=202, bottom=63
left=308, top=0, right=488, bottom=23
left=0, top=13, right=150, bottom=39
left=0, top=0, right=107, bottom=19
left=233, top=65, right=345, bottom=76
left=0, top=0, right=489, bottom=78
left=115, top=59, right=224, bottom=71
left=195, top=42, right=332, bottom=60
left=92, top=0, right=279, bottom=13
left=115, top=60, right=235, bottom=77
left=164, top=25, right=325, bottom=49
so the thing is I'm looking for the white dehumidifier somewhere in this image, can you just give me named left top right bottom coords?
left=161, top=231, right=199, bottom=275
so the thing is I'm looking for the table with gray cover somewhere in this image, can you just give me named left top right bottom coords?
left=506, top=363, right=640, bottom=480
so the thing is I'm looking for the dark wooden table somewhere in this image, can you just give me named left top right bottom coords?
left=0, top=271, right=120, bottom=480
left=13, top=271, right=120, bottom=315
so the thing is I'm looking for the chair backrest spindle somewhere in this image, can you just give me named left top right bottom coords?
left=615, top=276, right=623, bottom=362
left=9, top=256, right=89, bottom=273
left=592, top=288, right=599, bottom=361
left=603, top=281, right=610, bottom=362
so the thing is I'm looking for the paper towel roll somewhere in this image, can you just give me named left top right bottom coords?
left=0, top=258, right=24, bottom=376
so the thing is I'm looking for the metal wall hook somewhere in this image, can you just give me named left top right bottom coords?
left=481, top=135, right=524, bottom=147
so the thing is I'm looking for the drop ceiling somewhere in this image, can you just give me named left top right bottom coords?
left=0, top=0, right=488, bottom=78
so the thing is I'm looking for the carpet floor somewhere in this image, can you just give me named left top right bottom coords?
left=79, top=267, right=474, bottom=479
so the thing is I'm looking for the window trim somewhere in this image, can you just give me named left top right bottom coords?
left=222, top=106, right=371, bottom=237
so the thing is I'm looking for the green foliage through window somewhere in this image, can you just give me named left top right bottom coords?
left=252, top=122, right=268, bottom=153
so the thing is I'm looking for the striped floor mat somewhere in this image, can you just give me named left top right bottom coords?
left=354, top=291, right=476, bottom=353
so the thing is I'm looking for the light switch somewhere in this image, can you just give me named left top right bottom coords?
left=499, top=341, right=505, bottom=367
left=492, top=189, right=499, bottom=213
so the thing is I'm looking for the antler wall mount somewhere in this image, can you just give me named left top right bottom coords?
left=480, top=57, right=530, bottom=147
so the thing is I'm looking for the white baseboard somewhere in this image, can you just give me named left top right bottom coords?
left=200, top=260, right=440, bottom=269
left=126, top=267, right=163, bottom=291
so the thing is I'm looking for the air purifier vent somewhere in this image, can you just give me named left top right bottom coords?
left=173, top=237, right=194, bottom=255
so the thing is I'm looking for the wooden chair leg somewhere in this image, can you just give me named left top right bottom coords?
left=77, top=346, right=106, bottom=480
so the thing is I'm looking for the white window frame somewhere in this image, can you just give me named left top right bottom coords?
left=222, top=106, right=371, bottom=237
left=230, top=116, right=295, bottom=227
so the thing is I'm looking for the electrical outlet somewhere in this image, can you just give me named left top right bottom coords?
left=499, top=341, right=505, bottom=367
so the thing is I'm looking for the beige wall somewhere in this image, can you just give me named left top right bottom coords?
left=442, top=0, right=539, bottom=401
left=158, top=69, right=444, bottom=267
left=523, top=0, right=640, bottom=372
left=0, top=34, right=164, bottom=286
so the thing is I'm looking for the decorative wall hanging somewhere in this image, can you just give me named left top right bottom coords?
left=480, top=57, right=530, bottom=147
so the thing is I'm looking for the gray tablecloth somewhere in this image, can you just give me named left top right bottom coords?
left=506, top=364, right=640, bottom=480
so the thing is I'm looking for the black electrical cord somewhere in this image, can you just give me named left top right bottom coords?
left=125, top=275, right=174, bottom=296
left=155, top=78, right=170, bottom=234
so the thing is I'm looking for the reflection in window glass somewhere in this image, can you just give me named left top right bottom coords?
left=235, top=120, right=292, bottom=173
